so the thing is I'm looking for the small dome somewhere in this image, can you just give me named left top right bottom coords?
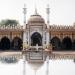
left=27, top=14, right=45, bottom=24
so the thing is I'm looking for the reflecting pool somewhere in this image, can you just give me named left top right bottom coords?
left=0, top=59, right=75, bottom=75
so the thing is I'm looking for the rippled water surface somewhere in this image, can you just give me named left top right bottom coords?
left=0, top=59, right=75, bottom=75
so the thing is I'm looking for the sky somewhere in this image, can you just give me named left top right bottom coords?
left=0, top=0, right=75, bottom=25
left=0, top=59, right=75, bottom=75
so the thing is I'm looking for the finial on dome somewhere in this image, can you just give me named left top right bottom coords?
left=34, top=4, right=38, bottom=15
left=35, top=8, right=38, bottom=15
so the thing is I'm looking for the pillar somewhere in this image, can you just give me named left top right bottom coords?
left=46, top=31, right=50, bottom=46
left=23, top=31, right=27, bottom=50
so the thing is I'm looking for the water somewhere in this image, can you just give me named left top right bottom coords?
left=0, top=59, right=75, bottom=75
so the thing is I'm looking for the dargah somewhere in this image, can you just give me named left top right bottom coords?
left=0, top=4, right=75, bottom=75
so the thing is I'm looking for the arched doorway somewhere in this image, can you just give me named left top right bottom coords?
left=0, top=37, right=10, bottom=50
left=50, top=37, right=61, bottom=50
left=31, top=32, right=42, bottom=46
left=72, top=40, right=75, bottom=50
left=11, top=37, right=23, bottom=50
left=62, top=37, right=72, bottom=50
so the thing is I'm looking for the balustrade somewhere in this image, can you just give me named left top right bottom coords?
left=0, top=25, right=24, bottom=30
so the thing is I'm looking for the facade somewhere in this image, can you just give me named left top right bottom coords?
left=0, top=8, right=75, bottom=61
left=0, top=12, right=75, bottom=51
left=0, top=6, right=74, bottom=75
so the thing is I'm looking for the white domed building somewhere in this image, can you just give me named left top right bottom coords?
left=0, top=6, right=75, bottom=63
left=23, top=11, right=50, bottom=67
left=24, top=11, right=49, bottom=47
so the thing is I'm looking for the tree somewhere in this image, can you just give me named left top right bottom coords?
left=0, top=19, right=19, bottom=26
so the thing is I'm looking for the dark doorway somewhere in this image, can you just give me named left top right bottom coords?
left=50, top=37, right=61, bottom=50
left=0, top=37, right=10, bottom=50
left=31, top=32, right=42, bottom=46
left=62, top=37, right=72, bottom=50
left=72, top=40, right=75, bottom=50
left=11, top=37, right=22, bottom=50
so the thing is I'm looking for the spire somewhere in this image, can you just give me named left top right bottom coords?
left=46, top=4, right=50, bottom=26
left=23, top=4, right=27, bottom=25
left=47, top=4, right=50, bottom=14
left=35, top=7, right=38, bottom=15
left=34, top=3, right=38, bottom=15
left=23, top=4, right=26, bottom=14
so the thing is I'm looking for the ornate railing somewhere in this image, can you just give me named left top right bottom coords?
left=49, top=24, right=75, bottom=30
left=0, top=25, right=25, bottom=30
left=0, top=24, right=75, bottom=30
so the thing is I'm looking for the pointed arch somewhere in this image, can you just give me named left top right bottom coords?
left=50, top=37, right=61, bottom=50
left=11, top=37, right=23, bottom=50
left=0, top=37, right=10, bottom=50
left=62, top=37, right=72, bottom=50
left=31, top=32, right=42, bottom=46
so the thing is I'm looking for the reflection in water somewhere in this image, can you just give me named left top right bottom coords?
left=0, top=59, right=75, bottom=75
left=0, top=57, right=18, bottom=63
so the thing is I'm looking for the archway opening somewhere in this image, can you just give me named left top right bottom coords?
left=62, top=37, right=72, bottom=50
left=50, top=37, right=61, bottom=50
left=11, top=37, right=23, bottom=50
left=0, top=37, right=10, bottom=50
left=72, top=40, right=75, bottom=50
left=31, top=32, right=42, bottom=46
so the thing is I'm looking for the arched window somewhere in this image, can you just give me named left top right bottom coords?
left=11, top=37, right=23, bottom=50
left=31, top=32, right=42, bottom=46
left=62, top=37, right=72, bottom=50
left=0, top=37, right=10, bottom=50
left=50, top=37, right=61, bottom=50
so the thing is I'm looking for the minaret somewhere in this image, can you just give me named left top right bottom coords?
left=23, top=4, right=27, bottom=25
left=23, top=5, right=27, bottom=75
left=46, top=4, right=50, bottom=47
left=46, top=4, right=50, bottom=27
left=23, top=4, right=27, bottom=50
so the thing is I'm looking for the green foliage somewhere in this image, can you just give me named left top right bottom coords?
left=0, top=19, right=19, bottom=26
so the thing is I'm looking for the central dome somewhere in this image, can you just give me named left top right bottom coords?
left=27, top=14, right=45, bottom=24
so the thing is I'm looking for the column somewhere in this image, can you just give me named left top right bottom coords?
left=23, top=31, right=27, bottom=50
left=46, top=31, right=50, bottom=46
left=10, top=32, right=12, bottom=49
